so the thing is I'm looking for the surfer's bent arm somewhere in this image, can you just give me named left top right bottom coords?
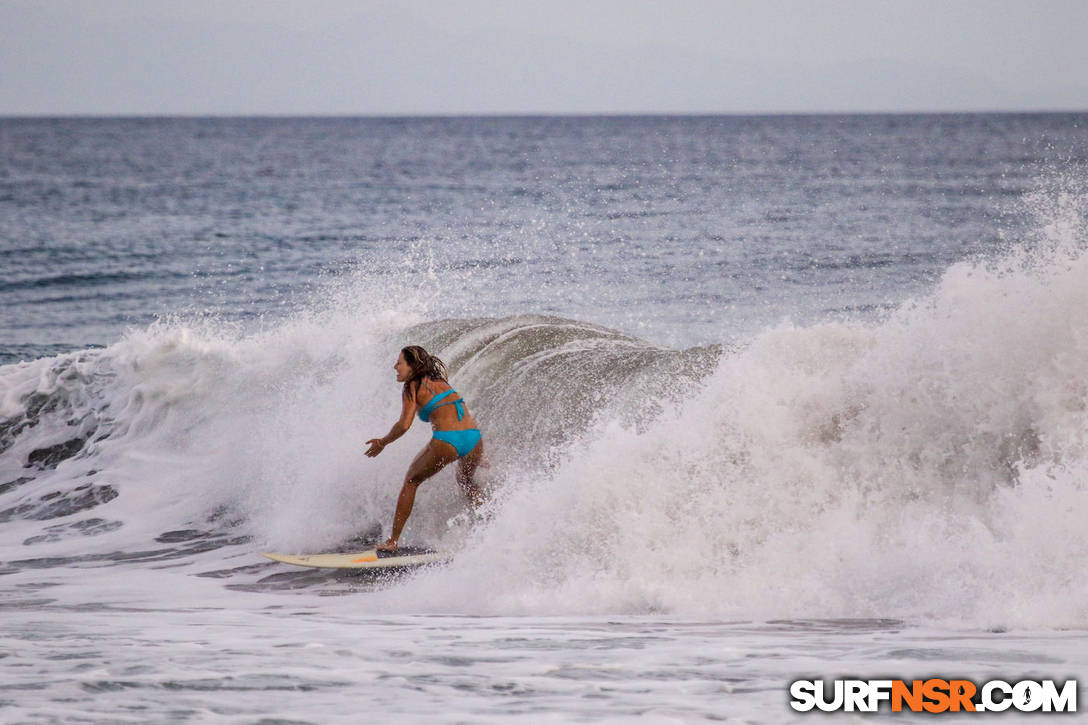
left=365, top=390, right=417, bottom=457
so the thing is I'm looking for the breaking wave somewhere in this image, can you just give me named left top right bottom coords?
left=3, top=194, right=1088, bottom=627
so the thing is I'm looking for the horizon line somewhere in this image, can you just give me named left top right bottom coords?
left=3, top=108, right=1087, bottom=121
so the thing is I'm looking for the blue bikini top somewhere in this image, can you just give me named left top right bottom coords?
left=417, top=387, right=466, bottom=423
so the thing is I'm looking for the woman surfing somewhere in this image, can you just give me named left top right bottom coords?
left=365, top=346, right=484, bottom=552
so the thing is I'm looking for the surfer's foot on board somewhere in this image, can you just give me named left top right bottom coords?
left=376, top=538, right=398, bottom=553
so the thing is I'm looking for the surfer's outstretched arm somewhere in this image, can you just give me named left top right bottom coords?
left=366, top=387, right=417, bottom=457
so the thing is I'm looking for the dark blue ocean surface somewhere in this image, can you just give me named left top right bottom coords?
left=2, top=114, right=1086, bottom=360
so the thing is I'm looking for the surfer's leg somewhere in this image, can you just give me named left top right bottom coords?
left=380, top=441, right=458, bottom=551
left=406, top=439, right=458, bottom=484
left=456, top=439, right=485, bottom=508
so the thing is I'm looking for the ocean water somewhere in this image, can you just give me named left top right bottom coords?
left=2, top=114, right=1088, bottom=722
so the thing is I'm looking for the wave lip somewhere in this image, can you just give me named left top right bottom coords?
left=406, top=314, right=722, bottom=468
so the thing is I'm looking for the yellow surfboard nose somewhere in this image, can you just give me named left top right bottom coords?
left=261, top=549, right=450, bottom=569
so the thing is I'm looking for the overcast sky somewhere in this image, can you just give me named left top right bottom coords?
left=3, top=0, right=1087, bottom=115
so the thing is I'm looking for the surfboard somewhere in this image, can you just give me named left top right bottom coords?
left=261, top=547, right=450, bottom=570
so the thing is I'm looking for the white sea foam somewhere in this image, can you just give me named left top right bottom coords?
left=382, top=220, right=1088, bottom=628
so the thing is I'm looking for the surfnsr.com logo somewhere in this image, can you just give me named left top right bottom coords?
left=789, top=679, right=1077, bottom=713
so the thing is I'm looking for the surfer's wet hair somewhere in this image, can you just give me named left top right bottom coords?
left=401, top=345, right=449, bottom=394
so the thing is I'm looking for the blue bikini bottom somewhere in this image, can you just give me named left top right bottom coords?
left=432, top=428, right=482, bottom=458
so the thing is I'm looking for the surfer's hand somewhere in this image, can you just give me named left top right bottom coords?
left=376, top=538, right=397, bottom=552
left=365, top=439, right=385, bottom=457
